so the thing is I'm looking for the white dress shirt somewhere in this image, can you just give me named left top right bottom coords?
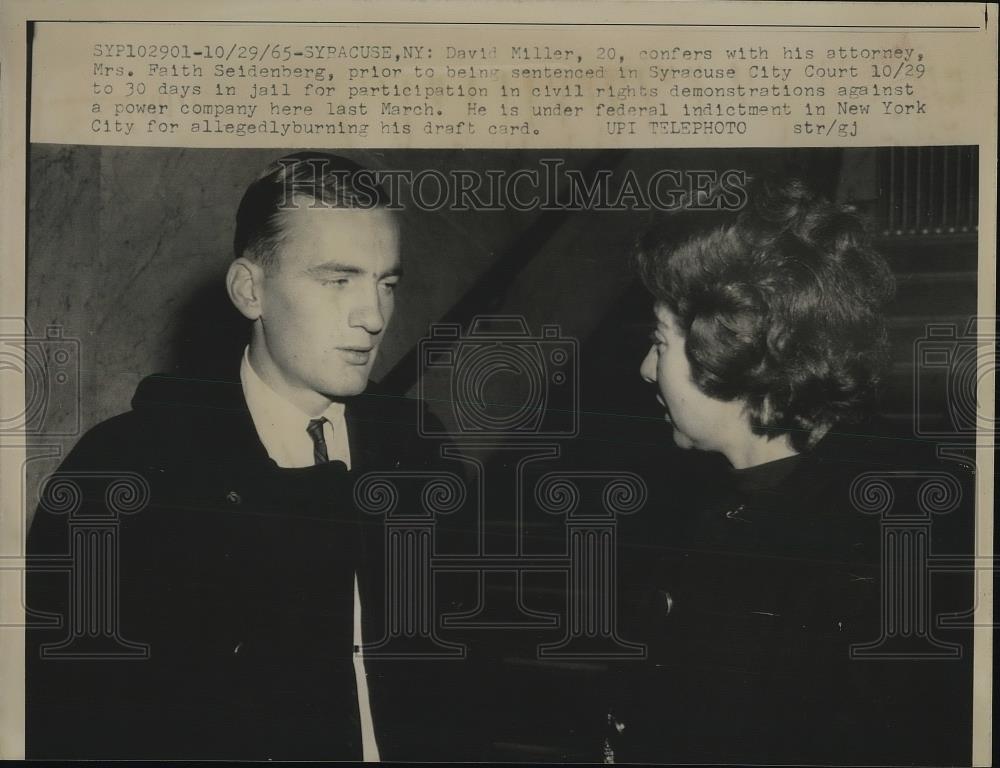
left=240, top=348, right=380, bottom=761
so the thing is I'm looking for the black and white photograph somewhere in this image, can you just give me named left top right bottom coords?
left=19, top=144, right=982, bottom=763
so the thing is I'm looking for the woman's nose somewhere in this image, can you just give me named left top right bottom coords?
left=639, top=346, right=657, bottom=384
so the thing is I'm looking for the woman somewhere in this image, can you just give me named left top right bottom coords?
left=606, top=178, right=969, bottom=765
left=638, top=177, right=893, bottom=465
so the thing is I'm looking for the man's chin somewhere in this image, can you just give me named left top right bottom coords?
left=321, top=373, right=371, bottom=399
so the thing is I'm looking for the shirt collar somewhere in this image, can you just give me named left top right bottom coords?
left=240, top=346, right=347, bottom=468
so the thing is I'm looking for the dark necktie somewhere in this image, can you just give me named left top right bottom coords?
left=306, top=417, right=329, bottom=465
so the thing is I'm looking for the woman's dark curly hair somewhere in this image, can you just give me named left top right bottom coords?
left=635, top=177, right=895, bottom=451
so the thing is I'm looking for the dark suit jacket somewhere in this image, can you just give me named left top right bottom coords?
left=26, top=362, right=485, bottom=760
left=607, top=433, right=974, bottom=765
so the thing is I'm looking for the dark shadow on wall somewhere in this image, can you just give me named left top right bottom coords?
left=167, top=275, right=249, bottom=380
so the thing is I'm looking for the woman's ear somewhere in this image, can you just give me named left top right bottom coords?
left=226, top=258, right=264, bottom=321
left=757, top=395, right=780, bottom=434
left=760, top=395, right=773, bottom=422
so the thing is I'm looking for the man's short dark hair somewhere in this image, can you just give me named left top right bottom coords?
left=635, top=177, right=896, bottom=451
left=233, top=152, right=391, bottom=270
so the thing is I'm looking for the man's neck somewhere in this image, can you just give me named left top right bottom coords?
left=247, top=343, right=333, bottom=418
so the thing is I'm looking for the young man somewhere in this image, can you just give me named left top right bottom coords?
left=26, top=153, right=474, bottom=760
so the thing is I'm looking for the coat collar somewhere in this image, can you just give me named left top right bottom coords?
left=130, top=356, right=392, bottom=472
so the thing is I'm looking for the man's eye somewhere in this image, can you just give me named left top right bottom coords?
left=380, top=280, right=399, bottom=293
left=322, top=278, right=350, bottom=287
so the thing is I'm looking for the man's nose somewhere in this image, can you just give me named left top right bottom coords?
left=350, top=286, right=386, bottom=335
left=639, top=346, right=657, bottom=384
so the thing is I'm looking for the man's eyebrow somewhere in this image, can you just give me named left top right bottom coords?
left=304, top=262, right=404, bottom=279
left=305, top=262, right=366, bottom=276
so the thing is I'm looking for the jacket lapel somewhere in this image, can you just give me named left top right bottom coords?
left=344, top=389, right=393, bottom=473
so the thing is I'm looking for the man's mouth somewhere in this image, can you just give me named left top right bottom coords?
left=339, top=346, right=374, bottom=365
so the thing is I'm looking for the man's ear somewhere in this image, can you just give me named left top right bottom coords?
left=226, top=258, right=264, bottom=320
